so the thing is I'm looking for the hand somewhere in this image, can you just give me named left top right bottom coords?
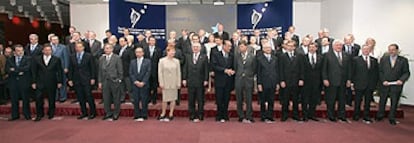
left=18, top=72, right=24, bottom=75
left=10, top=68, right=15, bottom=71
left=346, top=80, right=351, bottom=88
left=68, top=80, right=74, bottom=87
left=298, top=80, right=304, bottom=87
left=90, top=79, right=95, bottom=85
left=396, top=80, right=403, bottom=85
left=224, top=69, right=231, bottom=75
left=32, top=83, right=37, bottom=89
left=276, top=84, right=280, bottom=91
left=98, top=83, right=102, bottom=89
left=383, top=81, right=389, bottom=86
left=323, top=80, right=330, bottom=87
left=57, top=83, right=62, bottom=88
left=280, top=81, right=286, bottom=88
left=159, top=85, right=164, bottom=90
left=229, top=70, right=236, bottom=75
left=209, top=72, right=215, bottom=76
left=203, top=81, right=208, bottom=86
left=134, top=81, right=140, bottom=87
left=257, top=84, right=263, bottom=92
left=64, top=69, right=69, bottom=73
left=182, top=80, right=187, bottom=87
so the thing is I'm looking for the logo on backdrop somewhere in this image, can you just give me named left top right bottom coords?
left=251, top=3, right=268, bottom=29
left=130, top=5, right=147, bottom=28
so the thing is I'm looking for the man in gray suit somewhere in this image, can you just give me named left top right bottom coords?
left=98, top=44, right=123, bottom=121
left=50, top=36, right=70, bottom=103
left=234, top=41, right=256, bottom=123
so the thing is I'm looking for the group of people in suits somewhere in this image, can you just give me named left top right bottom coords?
left=3, top=24, right=410, bottom=126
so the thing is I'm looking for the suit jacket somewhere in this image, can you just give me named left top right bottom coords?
left=144, top=45, right=162, bottom=78
left=291, top=34, right=300, bottom=47
left=31, top=55, right=63, bottom=89
left=87, top=39, right=103, bottom=59
left=67, top=41, right=91, bottom=55
left=182, top=53, right=209, bottom=87
left=257, top=53, right=279, bottom=89
left=6, top=56, right=32, bottom=88
left=178, top=36, right=190, bottom=52
left=98, top=54, right=123, bottom=84
left=211, top=50, right=234, bottom=88
left=0, top=54, right=7, bottom=78
left=52, top=44, right=70, bottom=70
left=295, top=45, right=308, bottom=55
left=322, top=51, right=352, bottom=87
left=342, top=44, right=361, bottom=57
left=68, top=52, right=96, bottom=86
left=352, top=56, right=379, bottom=90
left=379, top=55, right=410, bottom=92
left=303, top=53, right=323, bottom=88
left=114, top=45, right=135, bottom=77
left=158, top=57, right=181, bottom=89
left=234, top=52, right=256, bottom=88
left=129, top=58, right=151, bottom=89
left=24, top=44, right=42, bottom=57
left=279, top=51, right=305, bottom=87
left=213, top=31, right=230, bottom=40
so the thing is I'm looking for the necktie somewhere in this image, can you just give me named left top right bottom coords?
left=31, top=45, right=35, bottom=52
left=267, top=55, right=271, bottom=62
left=391, top=56, right=396, bottom=68
left=90, top=40, right=94, bottom=48
left=311, top=54, right=315, bottom=68
left=77, top=53, right=82, bottom=64
left=337, top=52, right=342, bottom=65
left=105, top=55, right=110, bottom=66
left=193, top=53, right=198, bottom=64
left=16, top=57, right=21, bottom=66
left=223, top=52, right=228, bottom=58
left=137, top=59, right=141, bottom=73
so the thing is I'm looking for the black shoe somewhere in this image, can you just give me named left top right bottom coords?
left=59, top=99, right=67, bottom=103
left=268, top=118, right=275, bottom=122
left=143, top=116, right=148, bottom=120
left=175, top=101, right=180, bottom=106
left=113, top=116, right=119, bottom=121
left=102, top=115, right=113, bottom=120
left=8, top=117, right=19, bottom=121
left=249, top=119, right=255, bottom=123
left=168, top=116, right=174, bottom=121
left=88, top=114, right=96, bottom=120
left=303, top=117, right=309, bottom=122
left=133, top=116, right=140, bottom=120
left=281, top=117, right=288, bottom=122
left=375, top=117, right=383, bottom=122
left=339, top=118, right=348, bottom=123
left=363, top=118, right=372, bottom=124
left=353, top=116, right=360, bottom=121
left=260, top=118, right=266, bottom=122
left=157, top=115, right=165, bottom=120
left=25, top=116, right=31, bottom=120
left=309, top=117, right=319, bottom=122
left=48, top=116, right=54, bottom=120
left=77, top=114, right=88, bottom=120
left=293, top=117, right=303, bottom=122
left=199, top=115, right=204, bottom=121
left=34, top=117, right=42, bottom=122
left=329, top=117, right=337, bottom=122
left=389, top=120, right=397, bottom=125
left=238, top=118, right=244, bottom=122
left=71, top=100, right=78, bottom=104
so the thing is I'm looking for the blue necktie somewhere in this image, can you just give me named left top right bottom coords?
left=77, top=53, right=82, bottom=64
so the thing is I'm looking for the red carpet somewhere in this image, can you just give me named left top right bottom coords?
left=0, top=105, right=412, bottom=143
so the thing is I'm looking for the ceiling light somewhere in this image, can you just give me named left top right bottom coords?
left=213, top=0, right=225, bottom=6
left=31, top=0, right=37, bottom=6
left=10, top=0, right=16, bottom=6
left=17, top=5, right=23, bottom=13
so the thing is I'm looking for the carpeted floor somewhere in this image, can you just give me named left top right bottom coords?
left=0, top=105, right=413, bottom=143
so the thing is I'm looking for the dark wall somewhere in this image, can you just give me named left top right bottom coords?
left=0, top=14, right=69, bottom=47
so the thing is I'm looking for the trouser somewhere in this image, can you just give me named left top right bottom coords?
left=10, top=86, right=31, bottom=118
left=120, top=77, right=132, bottom=102
left=377, top=90, right=401, bottom=121
left=35, top=87, right=57, bottom=117
left=56, top=74, right=67, bottom=101
left=326, top=85, right=346, bottom=119
left=188, top=86, right=205, bottom=119
left=215, top=86, right=231, bottom=120
left=148, top=75, right=158, bottom=103
left=354, top=88, right=373, bottom=119
left=75, top=84, right=96, bottom=116
left=133, top=88, right=148, bottom=118
left=102, top=80, right=121, bottom=117
left=281, top=86, right=300, bottom=119
left=346, top=87, right=353, bottom=106
left=259, top=87, right=275, bottom=119
left=235, top=84, right=253, bottom=120
left=302, top=85, right=321, bottom=119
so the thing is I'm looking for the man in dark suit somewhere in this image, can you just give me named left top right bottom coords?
left=68, top=42, right=97, bottom=120
left=343, top=35, right=361, bottom=106
left=144, top=37, right=162, bottom=105
left=25, top=34, right=43, bottom=57
left=129, top=47, right=151, bottom=121
left=182, top=43, right=209, bottom=122
left=98, top=44, right=123, bottom=121
left=351, top=45, right=378, bottom=124
left=6, top=45, right=32, bottom=121
left=31, top=44, right=63, bottom=121
left=322, top=40, right=352, bottom=123
left=64, top=26, right=76, bottom=45
left=114, top=37, right=134, bottom=103
left=296, top=37, right=311, bottom=55
left=67, top=32, right=91, bottom=55
left=178, top=29, right=190, bottom=52
left=302, top=43, right=323, bottom=122
left=279, top=40, right=305, bottom=122
left=211, top=40, right=234, bottom=122
left=256, top=43, right=279, bottom=123
left=234, top=41, right=256, bottom=123
left=288, top=26, right=300, bottom=47
left=213, top=23, right=230, bottom=40
left=102, top=30, right=112, bottom=44
left=198, top=29, right=208, bottom=44
left=317, top=37, right=333, bottom=55
left=376, top=44, right=410, bottom=125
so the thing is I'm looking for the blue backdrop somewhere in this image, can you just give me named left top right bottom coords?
left=109, top=0, right=166, bottom=47
left=237, top=0, right=292, bottom=36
